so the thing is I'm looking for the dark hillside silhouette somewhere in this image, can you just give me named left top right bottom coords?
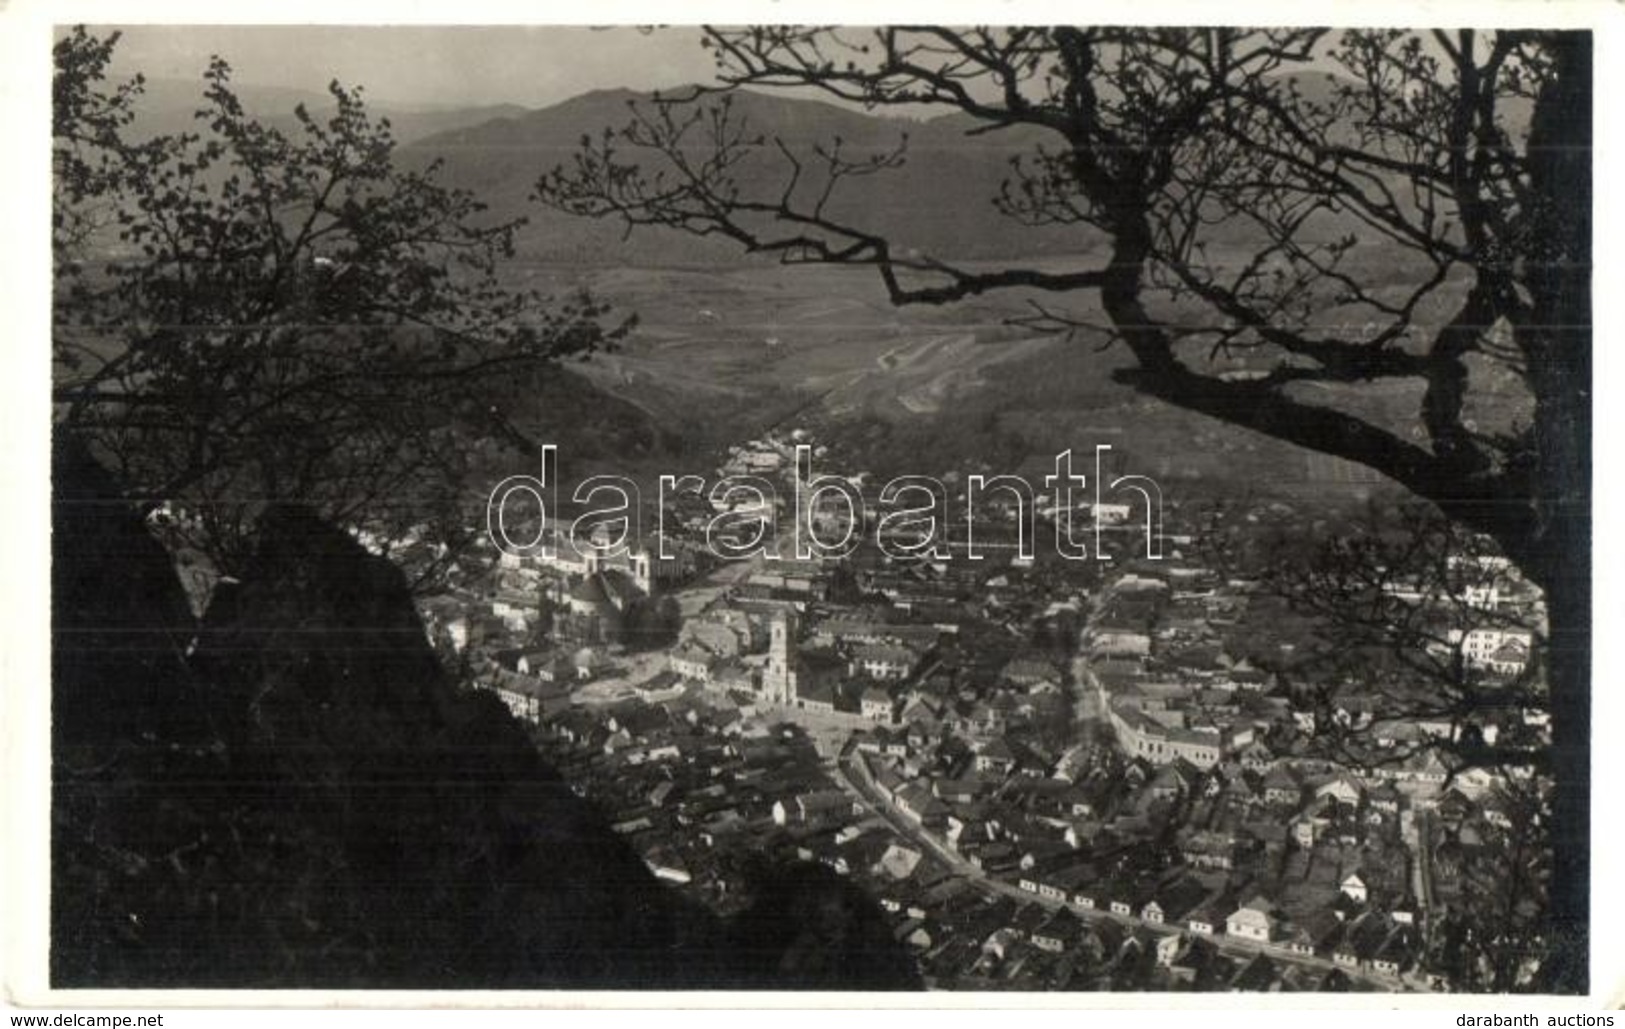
left=51, top=438, right=920, bottom=990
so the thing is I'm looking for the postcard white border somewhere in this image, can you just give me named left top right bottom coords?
left=4, top=0, right=1622, bottom=1012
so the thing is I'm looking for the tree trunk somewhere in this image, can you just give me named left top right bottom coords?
left=1087, top=38, right=1593, bottom=990
left=1539, top=567, right=1589, bottom=992
left=1523, top=30, right=1592, bottom=994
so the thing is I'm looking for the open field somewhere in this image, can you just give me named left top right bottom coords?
left=496, top=261, right=1344, bottom=502
left=493, top=252, right=1530, bottom=511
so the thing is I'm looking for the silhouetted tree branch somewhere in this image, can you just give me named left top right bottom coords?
left=535, top=25, right=1589, bottom=990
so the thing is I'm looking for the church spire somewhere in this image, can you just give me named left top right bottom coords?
left=763, top=610, right=799, bottom=705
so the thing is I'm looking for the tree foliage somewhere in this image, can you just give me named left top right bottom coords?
left=53, top=27, right=631, bottom=572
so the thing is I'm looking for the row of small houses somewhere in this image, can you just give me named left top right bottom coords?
left=858, top=753, right=1422, bottom=977
left=742, top=763, right=1423, bottom=981
left=1005, top=865, right=1421, bottom=976
left=854, top=745, right=1435, bottom=861
left=946, top=898, right=1417, bottom=990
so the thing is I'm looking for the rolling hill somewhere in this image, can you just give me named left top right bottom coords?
left=399, top=69, right=1531, bottom=271
left=104, top=72, right=1523, bottom=504
left=403, top=86, right=1094, bottom=265
left=126, top=76, right=531, bottom=146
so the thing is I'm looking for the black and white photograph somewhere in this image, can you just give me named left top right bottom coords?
left=7, top=1, right=1620, bottom=1011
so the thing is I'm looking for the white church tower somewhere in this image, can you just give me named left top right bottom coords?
left=762, top=611, right=799, bottom=706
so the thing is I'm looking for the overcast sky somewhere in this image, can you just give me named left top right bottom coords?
left=96, top=25, right=726, bottom=109
left=82, top=23, right=1449, bottom=118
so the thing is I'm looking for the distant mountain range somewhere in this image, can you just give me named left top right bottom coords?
left=129, top=72, right=1533, bottom=269
left=127, top=76, right=1083, bottom=264
left=126, top=66, right=1536, bottom=270
left=111, top=73, right=1528, bottom=483
left=402, top=85, right=1099, bottom=265
left=128, top=76, right=532, bottom=147
left=400, top=74, right=1535, bottom=268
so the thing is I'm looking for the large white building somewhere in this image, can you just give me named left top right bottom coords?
left=1106, top=697, right=1252, bottom=769
left=1451, top=627, right=1534, bottom=675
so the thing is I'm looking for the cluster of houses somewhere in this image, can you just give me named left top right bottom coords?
left=506, top=678, right=1417, bottom=991
left=850, top=727, right=1435, bottom=977
left=409, top=428, right=1541, bottom=992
